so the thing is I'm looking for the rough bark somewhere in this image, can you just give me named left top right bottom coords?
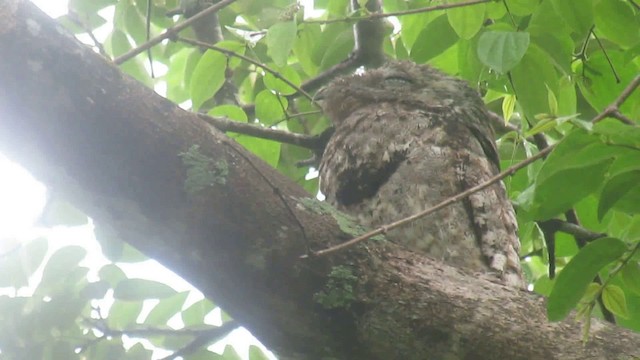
left=0, top=1, right=639, bottom=359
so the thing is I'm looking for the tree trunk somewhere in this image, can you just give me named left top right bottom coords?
left=0, top=1, right=638, bottom=359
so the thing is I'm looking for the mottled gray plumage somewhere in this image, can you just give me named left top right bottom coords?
left=318, top=61, right=523, bottom=287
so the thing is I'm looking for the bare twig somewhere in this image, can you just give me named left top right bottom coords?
left=304, top=0, right=491, bottom=24
left=113, top=0, right=237, bottom=65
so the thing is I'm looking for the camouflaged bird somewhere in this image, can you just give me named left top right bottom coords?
left=318, top=61, right=524, bottom=288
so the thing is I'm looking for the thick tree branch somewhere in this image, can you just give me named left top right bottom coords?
left=2, top=2, right=640, bottom=359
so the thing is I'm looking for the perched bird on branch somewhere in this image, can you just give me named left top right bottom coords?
left=318, top=61, right=524, bottom=288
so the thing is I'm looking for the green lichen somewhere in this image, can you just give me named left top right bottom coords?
left=314, top=265, right=358, bottom=309
left=179, top=145, right=228, bottom=195
left=299, top=198, right=385, bottom=242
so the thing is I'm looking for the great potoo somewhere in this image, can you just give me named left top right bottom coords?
left=318, top=61, right=524, bottom=288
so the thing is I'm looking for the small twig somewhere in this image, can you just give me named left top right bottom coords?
left=113, top=0, right=237, bottom=65
left=304, top=0, right=491, bottom=24
left=176, top=36, right=316, bottom=103
left=197, top=114, right=326, bottom=151
left=303, top=146, right=553, bottom=258
left=593, top=74, right=640, bottom=123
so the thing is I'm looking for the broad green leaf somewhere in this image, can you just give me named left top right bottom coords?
left=400, top=12, right=434, bottom=49
left=209, top=104, right=249, bottom=122
left=511, top=44, right=558, bottom=118
left=98, top=263, right=127, bottom=287
left=578, top=52, right=640, bottom=121
left=124, top=3, right=146, bottom=44
left=145, top=291, right=189, bottom=325
left=249, top=345, right=270, bottom=360
left=447, top=2, right=485, bottom=40
left=598, top=169, right=640, bottom=221
left=255, top=89, right=287, bottom=124
left=602, top=284, right=630, bottom=319
left=80, top=280, right=110, bottom=299
left=319, top=26, right=354, bottom=69
left=0, top=237, right=49, bottom=288
left=410, top=14, right=458, bottom=63
left=621, top=262, right=640, bottom=296
left=235, top=136, right=281, bottom=168
left=594, top=0, right=640, bottom=48
left=190, top=50, right=227, bottom=110
left=182, top=298, right=216, bottom=326
left=531, top=33, right=573, bottom=75
left=547, top=237, right=627, bottom=321
left=550, top=0, right=593, bottom=36
left=222, top=345, right=242, bottom=360
left=477, top=31, right=529, bottom=74
left=593, top=119, right=640, bottom=150
left=113, top=279, right=177, bottom=300
left=56, top=13, right=107, bottom=33
left=108, top=300, right=143, bottom=328
left=505, top=0, right=539, bottom=16
left=39, top=199, right=88, bottom=227
left=527, top=130, right=617, bottom=220
left=267, top=20, right=297, bottom=67
left=528, top=0, right=570, bottom=36
left=125, top=343, right=153, bottom=360
left=293, top=23, right=321, bottom=75
left=263, top=67, right=302, bottom=95
left=39, top=246, right=87, bottom=289
left=68, top=0, right=116, bottom=13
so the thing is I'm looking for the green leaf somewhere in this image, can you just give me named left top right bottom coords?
left=266, top=20, right=297, bottom=67
left=505, top=0, right=539, bottom=16
left=39, top=246, right=87, bottom=289
left=235, top=136, right=281, bottom=168
left=594, top=0, right=639, bottom=48
left=602, top=284, right=630, bottom=319
left=621, top=262, right=640, bottom=296
left=526, top=130, right=619, bottom=220
left=145, top=291, right=189, bottom=325
left=68, top=0, right=116, bottom=13
left=410, top=14, right=458, bottom=63
left=249, top=345, right=270, bottom=360
left=98, top=263, right=127, bottom=287
left=182, top=298, right=216, bottom=326
left=502, top=95, right=516, bottom=123
left=113, top=279, right=177, bottom=300
left=477, top=31, right=529, bottom=74
left=39, top=199, right=88, bottom=227
left=598, top=169, right=640, bottom=221
left=447, top=2, right=485, bottom=40
left=550, top=0, right=593, bottom=36
left=263, top=67, right=301, bottom=95
left=255, top=89, right=287, bottom=124
left=209, top=105, right=248, bottom=122
left=190, top=50, right=227, bottom=111
left=547, top=237, right=627, bottom=321
left=108, top=300, right=143, bottom=328
left=578, top=52, right=640, bottom=120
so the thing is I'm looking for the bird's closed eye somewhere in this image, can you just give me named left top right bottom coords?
left=383, top=75, right=413, bottom=87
